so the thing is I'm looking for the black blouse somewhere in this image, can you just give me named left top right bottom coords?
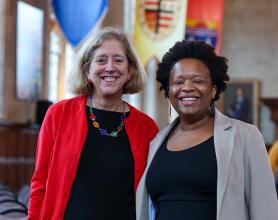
left=64, top=106, right=135, bottom=220
left=146, top=136, right=217, bottom=220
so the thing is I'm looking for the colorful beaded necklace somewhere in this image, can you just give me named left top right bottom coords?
left=87, top=96, right=126, bottom=137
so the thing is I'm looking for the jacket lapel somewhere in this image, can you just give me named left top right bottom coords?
left=137, top=111, right=235, bottom=220
left=214, top=109, right=234, bottom=220
left=151, top=111, right=235, bottom=220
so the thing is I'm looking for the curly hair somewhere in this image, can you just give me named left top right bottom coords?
left=156, top=40, right=229, bottom=101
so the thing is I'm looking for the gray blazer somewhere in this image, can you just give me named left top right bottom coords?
left=136, top=109, right=278, bottom=220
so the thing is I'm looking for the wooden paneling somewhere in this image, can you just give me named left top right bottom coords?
left=0, top=121, right=38, bottom=190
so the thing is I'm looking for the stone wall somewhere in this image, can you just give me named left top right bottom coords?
left=221, top=0, right=278, bottom=143
left=222, top=0, right=278, bottom=97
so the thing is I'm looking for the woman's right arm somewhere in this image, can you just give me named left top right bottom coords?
left=28, top=107, right=55, bottom=220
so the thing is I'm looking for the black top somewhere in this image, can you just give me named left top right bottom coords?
left=64, top=106, right=135, bottom=220
left=146, top=136, right=217, bottom=220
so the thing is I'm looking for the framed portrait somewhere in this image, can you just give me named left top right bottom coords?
left=218, top=80, right=260, bottom=127
left=16, top=1, right=44, bottom=101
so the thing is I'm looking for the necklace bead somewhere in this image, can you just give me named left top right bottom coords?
left=87, top=96, right=126, bottom=137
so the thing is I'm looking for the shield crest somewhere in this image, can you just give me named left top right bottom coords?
left=138, top=0, right=182, bottom=40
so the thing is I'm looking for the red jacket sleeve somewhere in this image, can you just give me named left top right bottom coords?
left=28, top=107, right=56, bottom=220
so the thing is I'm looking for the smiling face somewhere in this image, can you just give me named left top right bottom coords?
left=87, top=38, right=130, bottom=98
left=168, top=58, right=216, bottom=120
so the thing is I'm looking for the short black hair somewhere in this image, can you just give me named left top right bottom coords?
left=156, top=40, right=229, bottom=101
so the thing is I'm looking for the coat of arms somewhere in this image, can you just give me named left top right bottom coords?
left=138, top=0, right=182, bottom=40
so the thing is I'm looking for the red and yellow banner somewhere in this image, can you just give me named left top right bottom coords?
left=134, top=0, right=188, bottom=65
left=185, top=0, right=224, bottom=54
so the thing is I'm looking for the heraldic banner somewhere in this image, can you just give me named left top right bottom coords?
left=185, top=0, right=224, bottom=54
left=134, top=0, right=188, bottom=65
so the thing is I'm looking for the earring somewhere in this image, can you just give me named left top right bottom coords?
left=87, top=78, right=93, bottom=85
left=169, top=103, right=172, bottom=118
left=208, top=100, right=215, bottom=117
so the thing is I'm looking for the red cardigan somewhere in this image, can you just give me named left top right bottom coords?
left=28, top=96, right=159, bottom=220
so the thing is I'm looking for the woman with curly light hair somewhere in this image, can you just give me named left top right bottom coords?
left=28, top=27, right=159, bottom=220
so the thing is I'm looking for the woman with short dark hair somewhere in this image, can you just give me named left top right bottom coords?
left=136, top=40, right=278, bottom=220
